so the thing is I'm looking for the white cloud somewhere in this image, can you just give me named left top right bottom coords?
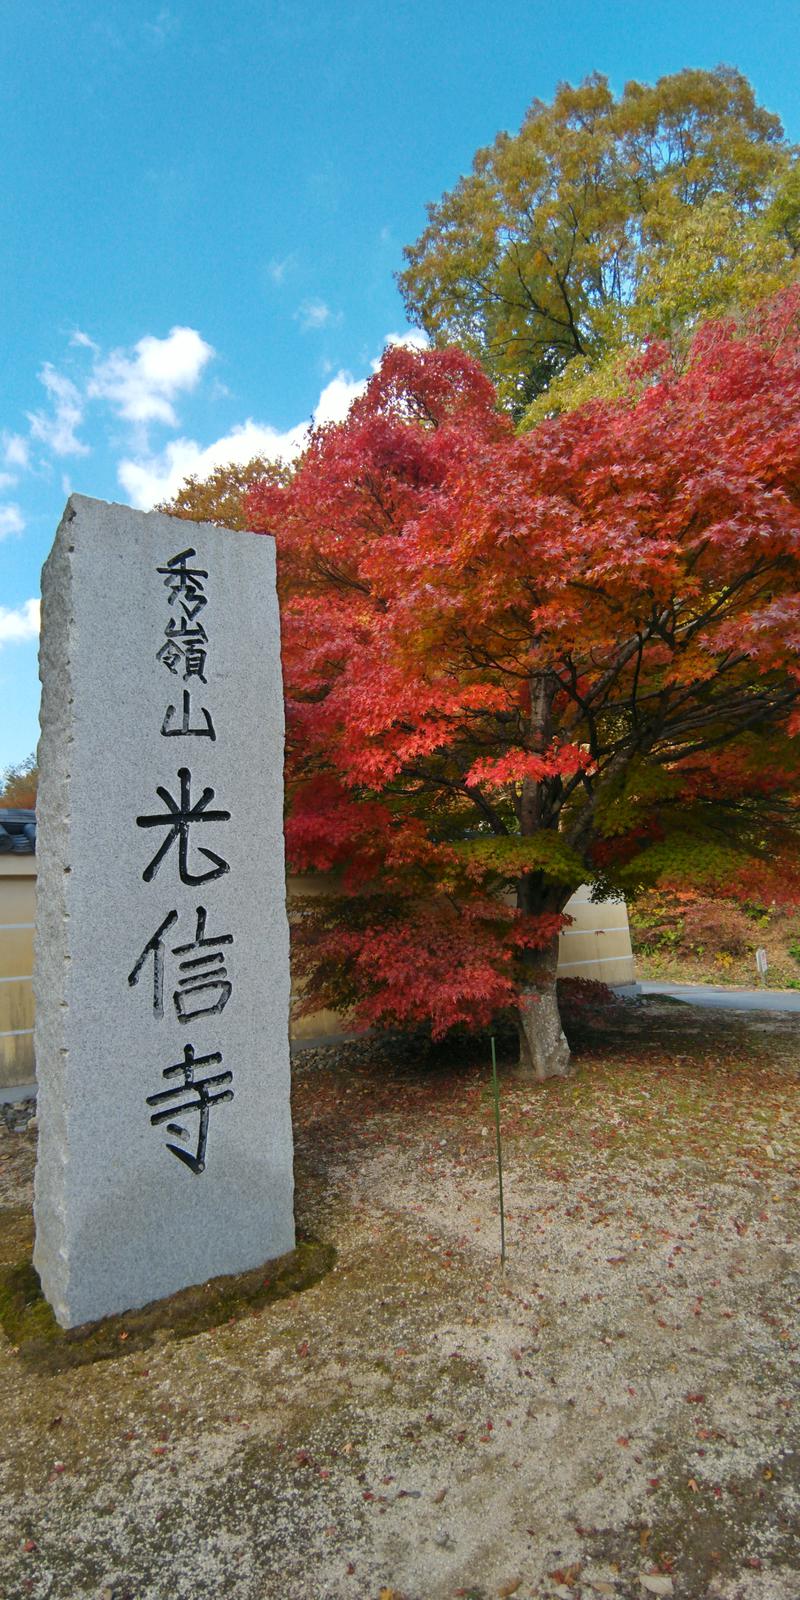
left=295, top=299, right=339, bottom=333
left=118, top=366, right=370, bottom=510
left=0, top=504, right=25, bottom=538
left=118, top=419, right=308, bottom=511
left=88, top=326, right=214, bottom=427
left=28, top=366, right=88, bottom=457
left=313, top=370, right=366, bottom=424
left=11, top=324, right=429, bottom=526
left=0, top=473, right=16, bottom=492
left=379, top=330, right=429, bottom=361
left=0, top=598, right=39, bottom=644
left=0, top=504, right=24, bottom=538
left=69, top=328, right=99, bottom=353
left=267, top=255, right=293, bottom=286
left=143, top=7, right=179, bottom=44
left=116, top=339, right=431, bottom=511
left=3, top=433, right=29, bottom=470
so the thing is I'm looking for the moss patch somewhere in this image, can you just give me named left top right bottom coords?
left=0, top=1205, right=33, bottom=1267
left=0, top=1230, right=335, bottom=1374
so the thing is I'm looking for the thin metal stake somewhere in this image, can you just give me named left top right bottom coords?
left=490, top=1035, right=506, bottom=1269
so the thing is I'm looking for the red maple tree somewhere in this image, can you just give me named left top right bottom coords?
left=248, top=290, right=800, bottom=1078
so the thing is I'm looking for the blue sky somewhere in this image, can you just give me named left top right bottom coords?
left=1, top=0, right=799, bottom=771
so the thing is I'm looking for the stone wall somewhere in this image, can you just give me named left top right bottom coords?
left=0, top=856, right=36, bottom=1086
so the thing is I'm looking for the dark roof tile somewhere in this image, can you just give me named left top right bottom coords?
left=0, top=809, right=36, bottom=854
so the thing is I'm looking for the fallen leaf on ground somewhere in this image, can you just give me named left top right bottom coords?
left=549, top=1564, right=582, bottom=1587
left=498, top=1581, right=522, bottom=1597
left=640, top=1576, right=674, bottom=1596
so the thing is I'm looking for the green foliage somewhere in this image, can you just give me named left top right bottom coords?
left=631, top=193, right=793, bottom=337
left=399, top=66, right=798, bottom=416
left=455, top=832, right=585, bottom=888
left=629, top=898, right=685, bottom=954
left=742, top=903, right=773, bottom=925
left=617, top=831, right=758, bottom=896
left=592, top=761, right=683, bottom=839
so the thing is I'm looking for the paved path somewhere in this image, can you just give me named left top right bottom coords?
left=0, top=1081, right=36, bottom=1105
left=640, top=980, right=800, bottom=1012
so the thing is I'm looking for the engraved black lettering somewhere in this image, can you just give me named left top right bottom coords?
left=172, top=905, right=233, bottom=1021
left=161, top=690, right=216, bottom=740
left=146, top=1043, right=233, bottom=1174
left=127, top=909, right=179, bottom=1017
left=136, top=768, right=231, bottom=885
left=157, top=548, right=208, bottom=620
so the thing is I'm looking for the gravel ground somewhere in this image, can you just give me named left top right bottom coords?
left=0, top=1097, right=35, bottom=1137
left=0, top=1001, right=797, bottom=1600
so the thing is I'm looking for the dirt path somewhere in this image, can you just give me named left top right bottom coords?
left=0, top=1001, right=798, bottom=1600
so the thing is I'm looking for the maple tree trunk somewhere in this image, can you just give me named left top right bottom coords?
left=515, top=941, right=571, bottom=1081
left=515, top=671, right=571, bottom=1081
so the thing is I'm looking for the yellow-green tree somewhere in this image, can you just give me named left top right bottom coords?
left=399, top=67, right=799, bottom=417
left=0, top=755, right=37, bottom=808
left=157, top=456, right=292, bottom=529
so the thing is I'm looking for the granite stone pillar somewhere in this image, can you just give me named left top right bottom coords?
left=34, top=495, right=295, bottom=1327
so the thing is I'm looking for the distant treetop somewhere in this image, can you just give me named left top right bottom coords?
left=399, top=66, right=799, bottom=419
left=158, top=456, right=293, bottom=531
left=0, top=754, right=37, bottom=810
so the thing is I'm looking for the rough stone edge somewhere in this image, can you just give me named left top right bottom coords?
left=31, top=498, right=77, bottom=1322
left=32, top=497, right=296, bottom=1324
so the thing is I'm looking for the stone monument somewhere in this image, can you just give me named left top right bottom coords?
left=33, top=495, right=295, bottom=1328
